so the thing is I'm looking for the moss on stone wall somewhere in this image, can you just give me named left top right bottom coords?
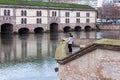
left=95, top=39, right=120, bottom=46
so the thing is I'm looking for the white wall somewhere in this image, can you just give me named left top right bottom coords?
left=60, top=11, right=96, bottom=24
left=0, top=8, right=14, bottom=16
left=16, top=9, right=48, bottom=24
left=0, top=7, right=96, bottom=26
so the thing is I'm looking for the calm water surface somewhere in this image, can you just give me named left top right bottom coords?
left=0, top=31, right=119, bottom=80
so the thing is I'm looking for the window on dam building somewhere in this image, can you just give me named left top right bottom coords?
left=86, top=13, right=90, bottom=17
left=37, top=18, right=42, bottom=24
left=65, top=12, right=69, bottom=17
left=76, top=19, right=80, bottom=23
left=4, top=10, right=10, bottom=16
left=86, top=19, right=90, bottom=23
left=36, top=11, right=42, bottom=16
left=76, top=12, right=80, bottom=17
left=21, top=18, right=27, bottom=24
left=21, top=10, right=27, bottom=16
left=65, top=18, right=69, bottom=23
left=52, top=11, right=57, bottom=17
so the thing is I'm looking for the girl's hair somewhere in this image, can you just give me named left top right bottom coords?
left=69, top=33, right=73, bottom=37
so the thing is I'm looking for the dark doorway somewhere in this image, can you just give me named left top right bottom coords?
left=74, top=26, right=81, bottom=32
left=85, top=25, right=91, bottom=31
left=1, top=23, right=13, bottom=34
left=18, top=28, right=29, bottom=34
left=50, top=23, right=58, bottom=32
left=34, top=27, right=44, bottom=34
left=64, top=26, right=71, bottom=32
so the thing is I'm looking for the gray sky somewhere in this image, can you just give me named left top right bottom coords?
left=98, top=0, right=103, bottom=7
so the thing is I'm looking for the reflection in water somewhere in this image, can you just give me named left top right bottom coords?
left=101, top=31, right=120, bottom=39
left=35, top=34, right=43, bottom=58
left=75, top=32, right=81, bottom=38
left=0, top=31, right=119, bottom=63
left=50, top=33, right=59, bottom=57
left=85, top=31, right=90, bottom=38
left=95, top=31, right=102, bottom=39
left=19, top=34, right=29, bottom=59
left=0, top=31, right=119, bottom=80
left=1, top=34, right=14, bottom=62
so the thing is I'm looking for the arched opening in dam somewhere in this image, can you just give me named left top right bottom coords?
left=18, top=28, right=29, bottom=34
left=1, top=23, right=13, bottom=34
left=34, top=27, right=44, bottom=34
left=50, top=23, right=58, bottom=32
left=74, top=26, right=81, bottom=32
left=64, top=26, right=71, bottom=32
left=85, top=25, right=91, bottom=31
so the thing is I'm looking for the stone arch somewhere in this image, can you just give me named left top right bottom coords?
left=1, top=23, right=13, bottom=34
left=18, top=28, right=29, bottom=34
left=50, top=23, right=58, bottom=32
left=64, top=26, right=71, bottom=32
left=74, top=26, right=81, bottom=32
left=34, top=27, right=44, bottom=34
left=85, top=25, right=91, bottom=31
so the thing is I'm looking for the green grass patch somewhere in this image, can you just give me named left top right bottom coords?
left=0, top=0, right=94, bottom=9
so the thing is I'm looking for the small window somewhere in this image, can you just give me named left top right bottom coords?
left=37, top=11, right=42, bottom=16
left=86, top=19, right=90, bottom=23
left=37, top=18, right=42, bottom=24
left=21, top=10, right=27, bottom=16
left=65, top=12, right=69, bottom=17
left=86, top=13, right=90, bottom=17
left=21, top=18, right=27, bottom=24
left=76, top=12, right=80, bottom=17
left=4, top=10, right=11, bottom=16
left=65, top=18, right=69, bottom=23
left=52, top=11, right=57, bottom=17
left=8, top=10, right=10, bottom=16
left=76, top=19, right=80, bottom=23
left=4, top=10, right=7, bottom=16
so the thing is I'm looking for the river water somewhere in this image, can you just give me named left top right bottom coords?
left=0, top=31, right=119, bottom=80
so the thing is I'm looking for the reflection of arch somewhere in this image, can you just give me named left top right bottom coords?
left=85, top=25, right=91, bottom=31
left=35, top=34, right=43, bottom=58
left=1, top=23, right=13, bottom=34
left=50, top=23, right=58, bottom=32
left=50, top=32, right=58, bottom=41
left=1, top=34, right=13, bottom=45
left=18, top=28, right=29, bottom=34
left=34, top=27, right=44, bottom=34
left=74, top=26, right=81, bottom=32
left=18, top=35, right=29, bottom=59
left=64, top=26, right=71, bottom=32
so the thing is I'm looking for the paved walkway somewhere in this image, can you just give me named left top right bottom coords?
left=67, top=47, right=80, bottom=55
left=72, top=47, right=80, bottom=54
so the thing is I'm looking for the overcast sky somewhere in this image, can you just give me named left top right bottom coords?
left=98, top=0, right=103, bottom=7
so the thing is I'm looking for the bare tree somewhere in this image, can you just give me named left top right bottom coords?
left=98, top=2, right=120, bottom=20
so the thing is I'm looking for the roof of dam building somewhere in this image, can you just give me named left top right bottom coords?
left=56, top=39, right=120, bottom=64
left=0, top=0, right=94, bottom=9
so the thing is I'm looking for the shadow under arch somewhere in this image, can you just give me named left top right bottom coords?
left=64, top=26, right=71, bottom=32
left=84, top=25, right=91, bottom=31
left=1, top=23, right=13, bottom=34
left=74, top=26, right=81, bottom=32
left=34, top=27, right=44, bottom=34
left=50, top=23, right=58, bottom=32
left=18, top=28, right=29, bottom=34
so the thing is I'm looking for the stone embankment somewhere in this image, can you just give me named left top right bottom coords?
left=98, top=24, right=120, bottom=30
left=73, top=38, right=97, bottom=48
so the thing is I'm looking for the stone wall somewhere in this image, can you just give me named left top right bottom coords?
left=99, top=24, right=120, bottom=30
left=73, top=39, right=97, bottom=47
left=58, top=49, right=120, bottom=80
